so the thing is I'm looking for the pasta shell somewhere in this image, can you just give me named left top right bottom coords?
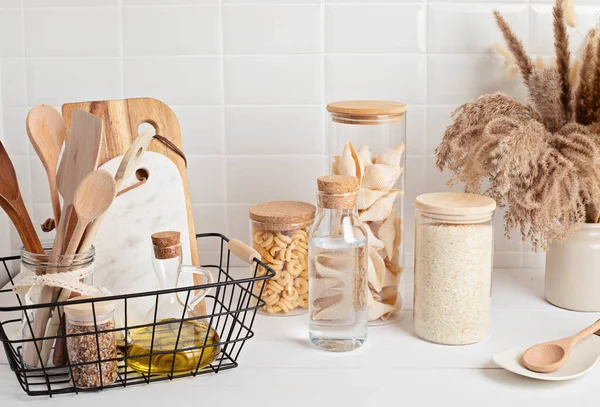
left=384, top=261, right=403, bottom=277
left=375, top=143, right=405, bottom=167
left=360, top=191, right=399, bottom=223
left=364, top=222, right=385, bottom=251
left=367, top=246, right=386, bottom=292
left=313, top=277, right=344, bottom=298
left=368, top=301, right=396, bottom=322
left=336, top=142, right=363, bottom=183
left=313, top=293, right=343, bottom=312
left=380, top=285, right=398, bottom=302
left=377, top=211, right=397, bottom=260
left=382, top=267, right=400, bottom=288
left=315, top=253, right=350, bottom=279
left=367, top=287, right=375, bottom=308
left=331, top=155, right=341, bottom=175
left=357, top=188, right=390, bottom=210
left=357, top=144, right=374, bottom=168
left=313, top=295, right=354, bottom=321
left=362, top=164, right=403, bottom=190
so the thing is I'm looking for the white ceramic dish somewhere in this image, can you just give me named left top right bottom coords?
left=492, top=334, right=600, bottom=381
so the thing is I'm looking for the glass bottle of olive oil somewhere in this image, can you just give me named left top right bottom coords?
left=126, top=231, right=220, bottom=375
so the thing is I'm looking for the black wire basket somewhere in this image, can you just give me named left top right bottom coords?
left=0, top=233, right=274, bottom=397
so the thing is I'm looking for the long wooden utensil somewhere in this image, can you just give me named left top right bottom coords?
left=522, top=319, right=600, bottom=373
left=0, top=141, right=44, bottom=255
left=26, top=105, right=66, bottom=226
left=42, top=170, right=116, bottom=366
left=24, top=109, right=103, bottom=367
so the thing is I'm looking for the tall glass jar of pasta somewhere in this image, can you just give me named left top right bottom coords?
left=249, top=201, right=316, bottom=316
left=327, top=100, right=406, bottom=325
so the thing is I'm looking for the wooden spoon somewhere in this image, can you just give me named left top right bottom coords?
left=0, top=141, right=44, bottom=255
left=45, top=170, right=116, bottom=366
left=24, top=109, right=103, bottom=368
left=26, top=105, right=66, bottom=226
left=523, top=319, right=600, bottom=373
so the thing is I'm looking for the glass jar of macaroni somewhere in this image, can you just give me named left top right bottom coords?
left=249, top=201, right=316, bottom=316
left=327, top=100, right=406, bottom=325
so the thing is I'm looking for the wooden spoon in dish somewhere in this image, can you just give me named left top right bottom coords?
left=523, top=319, right=600, bottom=373
left=26, top=105, right=66, bottom=226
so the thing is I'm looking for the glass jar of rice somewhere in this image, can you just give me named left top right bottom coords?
left=414, top=192, right=496, bottom=345
left=249, top=201, right=316, bottom=316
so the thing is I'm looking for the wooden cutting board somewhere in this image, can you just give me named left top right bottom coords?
left=62, top=98, right=205, bottom=315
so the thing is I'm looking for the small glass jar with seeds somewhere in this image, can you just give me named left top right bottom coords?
left=249, top=201, right=316, bottom=316
left=64, top=296, right=118, bottom=388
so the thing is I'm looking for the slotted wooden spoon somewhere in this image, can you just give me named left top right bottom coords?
left=24, top=109, right=103, bottom=368
left=0, top=141, right=43, bottom=255
left=26, top=105, right=66, bottom=226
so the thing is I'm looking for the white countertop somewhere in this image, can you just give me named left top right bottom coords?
left=1, top=268, right=599, bottom=406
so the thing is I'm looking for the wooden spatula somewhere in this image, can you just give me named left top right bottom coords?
left=26, top=105, right=66, bottom=226
left=24, top=109, right=103, bottom=368
left=0, top=141, right=44, bottom=255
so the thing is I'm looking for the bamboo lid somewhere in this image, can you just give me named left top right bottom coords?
left=151, top=231, right=181, bottom=259
left=317, top=175, right=359, bottom=209
left=327, top=100, right=407, bottom=125
left=64, top=296, right=115, bottom=324
left=249, top=201, right=316, bottom=227
left=415, top=192, right=496, bottom=217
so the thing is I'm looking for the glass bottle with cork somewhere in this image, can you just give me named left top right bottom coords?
left=308, top=175, right=368, bottom=352
left=126, top=231, right=221, bottom=375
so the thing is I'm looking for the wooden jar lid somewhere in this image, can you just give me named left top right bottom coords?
left=415, top=192, right=496, bottom=217
left=327, top=100, right=407, bottom=125
left=317, top=175, right=359, bottom=209
left=249, top=201, right=316, bottom=227
left=151, top=231, right=181, bottom=259
left=64, top=296, right=115, bottom=322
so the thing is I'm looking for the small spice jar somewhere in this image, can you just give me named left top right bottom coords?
left=249, top=201, right=316, bottom=316
left=327, top=100, right=407, bottom=325
left=64, top=296, right=118, bottom=388
left=414, top=192, right=496, bottom=345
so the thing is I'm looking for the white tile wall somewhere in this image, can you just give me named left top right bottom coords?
left=0, top=0, right=578, bottom=267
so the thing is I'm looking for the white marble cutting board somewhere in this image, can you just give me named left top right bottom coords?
left=94, top=151, right=191, bottom=327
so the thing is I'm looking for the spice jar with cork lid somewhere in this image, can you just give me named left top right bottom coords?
left=327, top=100, right=406, bottom=325
left=414, top=192, right=496, bottom=345
left=249, top=201, right=316, bottom=316
left=64, top=296, right=118, bottom=388
left=308, top=175, right=368, bottom=352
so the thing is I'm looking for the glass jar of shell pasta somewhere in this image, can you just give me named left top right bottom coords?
left=327, top=100, right=406, bottom=325
left=249, top=201, right=316, bottom=316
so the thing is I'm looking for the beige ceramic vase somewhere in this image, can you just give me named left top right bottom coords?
left=545, top=224, right=600, bottom=312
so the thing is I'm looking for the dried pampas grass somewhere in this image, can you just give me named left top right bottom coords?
left=436, top=0, right=600, bottom=250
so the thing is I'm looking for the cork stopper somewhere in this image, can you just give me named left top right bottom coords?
left=249, top=201, right=316, bottom=230
left=151, top=231, right=181, bottom=259
left=317, top=175, right=359, bottom=209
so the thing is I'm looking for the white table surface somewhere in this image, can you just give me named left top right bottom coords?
left=1, top=268, right=599, bottom=406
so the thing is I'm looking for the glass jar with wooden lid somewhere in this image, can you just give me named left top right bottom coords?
left=249, top=201, right=316, bottom=316
left=327, top=100, right=406, bottom=325
left=414, top=192, right=496, bottom=345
